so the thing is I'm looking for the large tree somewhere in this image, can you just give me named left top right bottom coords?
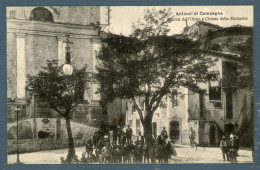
left=96, top=8, right=215, bottom=145
left=27, top=60, right=90, bottom=162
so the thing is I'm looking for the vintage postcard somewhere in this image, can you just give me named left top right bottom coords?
left=6, top=6, right=253, bottom=164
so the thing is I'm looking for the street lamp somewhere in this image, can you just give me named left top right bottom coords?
left=14, top=107, right=21, bottom=164
left=63, top=36, right=73, bottom=75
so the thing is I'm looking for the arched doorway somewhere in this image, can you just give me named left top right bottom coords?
left=209, top=124, right=216, bottom=146
left=29, top=7, right=53, bottom=22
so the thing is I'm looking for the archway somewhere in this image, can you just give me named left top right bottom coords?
left=29, top=7, right=53, bottom=22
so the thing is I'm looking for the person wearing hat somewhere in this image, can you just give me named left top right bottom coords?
left=229, top=134, right=239, bottom=163
left=220, top=135, right=228, bottom=161
left=161, top=127, right=168, bottom=141
left=93, top=131, right=99, bottom=149
left=126, top=124, right=133, bottom=145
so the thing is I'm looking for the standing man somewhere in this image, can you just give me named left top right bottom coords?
left=138, top=132, right=145, bottom=147
left=189, top=127, right=195, bottom=147
left=118, top=127, right=123, bottom=144
left=161, top=127, right=168, bottom=141
left=220, top=136, right=228, bottom=161
left=93, top=131, right=99, bottom=149
left=126, top=125, right=133, bottom=145
left=229, top=134, right=239, bottom=163
left=113, top=125, right=118, bottom=145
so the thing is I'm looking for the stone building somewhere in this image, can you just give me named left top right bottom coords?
left=7, top=7, right=109, bottom=151
left=125, top=21, right=253, bottom=146
left=107, top=99, right=127, bottom=126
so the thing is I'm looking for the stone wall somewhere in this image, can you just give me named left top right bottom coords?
left=7, top=138, right=88, bottom=154
left=7, top=118, right=98, bottom=153
left=25, top=35, right=58, bottom=76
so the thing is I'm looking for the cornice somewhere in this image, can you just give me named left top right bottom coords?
left=7, top=19, right=101, bottom=39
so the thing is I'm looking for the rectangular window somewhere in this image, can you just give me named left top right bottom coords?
left=208, top=72, right=221, bottom=101
left=226, top=90, right=233, bottom=119
left=209, top=86, right=221, bottom=101
left=222, top=61, right=237, bottom=88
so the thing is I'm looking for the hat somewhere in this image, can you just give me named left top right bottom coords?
left=222, top=136, right=226, bottom=139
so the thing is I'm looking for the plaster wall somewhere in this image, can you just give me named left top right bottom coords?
left=7, top=6, right=100, bottom=25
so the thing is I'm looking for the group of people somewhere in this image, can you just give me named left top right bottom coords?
left=60, top=125, right=177, bottom=164
left=93, top=125, right=176, bottom=164
left=220, top=133, right=240, bottom=163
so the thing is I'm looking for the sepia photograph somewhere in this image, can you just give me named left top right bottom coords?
left=6, top=6, right=254, bottom=164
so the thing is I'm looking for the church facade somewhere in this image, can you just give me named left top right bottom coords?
left=7, top=7, right=108, bottom=152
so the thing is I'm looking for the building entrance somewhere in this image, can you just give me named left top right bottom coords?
left=209, top=124, right=216, bottom=146
left=169, top=121, right=180, bottom=141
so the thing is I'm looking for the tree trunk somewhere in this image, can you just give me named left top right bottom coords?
left=65, top=115, right=75, bottom=163
left=143, top=113, right=153, bottom=148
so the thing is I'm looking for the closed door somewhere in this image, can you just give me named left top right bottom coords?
left=170, top=121, right=180, bottom=140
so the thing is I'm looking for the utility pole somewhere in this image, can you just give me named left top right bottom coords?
left=14, top=107, right=21, bottom=164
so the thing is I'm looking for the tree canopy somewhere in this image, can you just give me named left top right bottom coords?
left=96, top=8, right=215, bottom=140
left=27, top=59, right=91, bottom=162
left=27, top=60, right=91, bottom=116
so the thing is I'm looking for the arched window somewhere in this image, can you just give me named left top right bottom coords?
left=29, top=7, right=53, bottom=22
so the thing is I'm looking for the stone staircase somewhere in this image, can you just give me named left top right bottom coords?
left=213, top=111, right=225, bottom=133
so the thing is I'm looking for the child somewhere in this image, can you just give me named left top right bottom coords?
left=80, top=152, right=88, bottom=163
left=60, top=157, right=66, bottom=164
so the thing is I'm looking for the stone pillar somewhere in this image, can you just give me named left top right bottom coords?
left=57, top=37, right=65, bottom=66
left=92, top=42, right=101, bottom=73
left=16, top=33, right=26, bottom=99
left=86, top=41, right=101, bottom=101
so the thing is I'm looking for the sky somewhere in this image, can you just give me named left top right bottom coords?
left=105, top=6, right=253, bottom=36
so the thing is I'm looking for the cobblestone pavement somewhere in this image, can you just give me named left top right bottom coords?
left=7, top=144, right=253, bottom=164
